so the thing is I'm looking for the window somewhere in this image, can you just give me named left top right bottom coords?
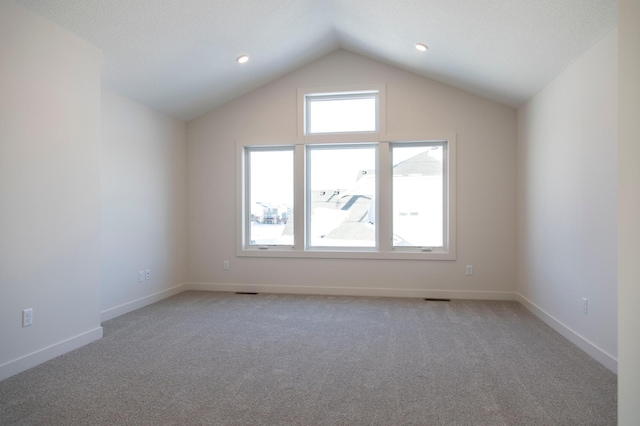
left=392, top=142, right=445, bottom=248
left=238, top=86, right=456, bottom=260
left=244, top=147, right=294, bottom=247
left=307, top=144, right=377, bottom=248
left=305, top=92, right=378, bottom=134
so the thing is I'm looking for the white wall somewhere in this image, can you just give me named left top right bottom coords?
left=618, top=0, right=640, bottom=422
left=517, top=30, right=618, bottom=372
left=0, top=0, right=102, bottom=380
left=187, top=50, right=517, bottom=299
left=101, top=90, right=188, bottom=321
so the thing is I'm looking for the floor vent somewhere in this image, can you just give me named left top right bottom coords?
left=235, top=292, right=258, bottom=295
left=424, top=298, right=451, bottom=302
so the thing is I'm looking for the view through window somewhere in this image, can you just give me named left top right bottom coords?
left=392, top=143, right=444, bottom=248
left=247, top=148, right=294, bottom=246
left=308, top=145, right=376, bottom=247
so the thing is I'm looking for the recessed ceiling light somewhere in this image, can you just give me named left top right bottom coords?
left=237, top=55, right=249, bottom=64
left=415, top=43, right=428, bottom=52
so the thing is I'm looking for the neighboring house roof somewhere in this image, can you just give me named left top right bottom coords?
left=311, top=190, right=374, bottom=242
left=310, top=149, right=441, bottom=243
left=392, top=150, right=442, bottom=176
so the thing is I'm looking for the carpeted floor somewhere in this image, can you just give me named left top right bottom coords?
left=0, top=291, right=617, bottom=425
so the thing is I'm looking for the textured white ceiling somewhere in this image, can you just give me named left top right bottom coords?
left=13, top=0, right=617, bottom=121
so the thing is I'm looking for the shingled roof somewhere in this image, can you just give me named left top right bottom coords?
left=392, top=150, right=442, bottom=176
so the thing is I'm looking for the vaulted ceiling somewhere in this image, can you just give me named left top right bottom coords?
left=14, top=0, right=617, bottom=121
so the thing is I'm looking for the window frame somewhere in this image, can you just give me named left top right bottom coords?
left=236, top=135, right=456, bottom=260
left=390, top=140, right=449, bottom=251
left=298, top=84, right=386, bottom=140
left=305, top=142, right=379, bottom=251
left=243, top=145, right=296, bottom=249
left=304, top=91, right=379, bottom=135
left=236, top=84, right=455, bottom=260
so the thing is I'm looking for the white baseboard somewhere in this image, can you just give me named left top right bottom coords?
left=101, top=283, right=188, bottom=322
left=517, top=293, right=617, bottom=373
left=0, top=326, right=103, bottom=382
left=185, top=282, right=518, bottom=301
left=1, top=285, right=615, bottom=383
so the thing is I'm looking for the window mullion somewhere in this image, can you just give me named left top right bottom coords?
left=243, top=147, right=252, bottom=249
left=293, top=144, right=305, bottom=251
left=378, top=142, right=392, bottom=251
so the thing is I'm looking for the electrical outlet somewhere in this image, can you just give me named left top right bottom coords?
left=146, top=269, right=151, bottom=280
left=466, top=265, right=473, bottom=275
left=22, top=309, right=33, bottom=327
left=139, top=271, right=144, bottom=282
left=582, top=297, right=588, bottom=315
left=223, top=261, right=229, bottom=270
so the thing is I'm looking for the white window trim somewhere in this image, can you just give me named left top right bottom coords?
left=305, top=142, right=379, bottom=251
left=242, top=145, right=296, bottom=249
left=236, top=133, right=456, bottom=261
left=236, top=139, right=302, bottom=253
left=297, top=84, right=386, bottom=140
left=388, top=139, right=451, bottom=253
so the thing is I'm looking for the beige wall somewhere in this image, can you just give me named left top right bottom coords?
left=618, top=0, right=640, bottom=422
left=517, top=30, right=618, bottom=371
left=0, top=0, right=102, bottom=380
left=101, top=90, right=188, bottom=320
left=187, top=50, right=517, bottom=298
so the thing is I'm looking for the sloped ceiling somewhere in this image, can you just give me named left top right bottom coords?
left=14, top=0, right=617, bottom=121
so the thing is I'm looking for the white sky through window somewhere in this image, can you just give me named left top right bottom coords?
left=308, top=97, right=376, bottom=134
left=250, top=150, right=294, bottom=206
left=309, top=147, right=376, bottom=190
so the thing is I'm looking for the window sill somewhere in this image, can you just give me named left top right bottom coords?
left=237, top=247, right=456, bottom=261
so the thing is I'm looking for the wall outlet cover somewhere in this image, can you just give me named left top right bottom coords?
left=22, top=309, right=33, bottom=327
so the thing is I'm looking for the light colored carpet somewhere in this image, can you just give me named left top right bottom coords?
left=0, top=291, right=617, bottom=425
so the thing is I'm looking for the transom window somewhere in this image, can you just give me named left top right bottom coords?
left=305, top=92, right=378, bottom=134
left=237, top=86, right=456, bottom=260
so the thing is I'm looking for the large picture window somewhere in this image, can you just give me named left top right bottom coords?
left=307, top=144, right=377, bottom=248
left=237, top=86, right=456, bottom=260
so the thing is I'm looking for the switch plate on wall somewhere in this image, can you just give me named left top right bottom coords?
left=139, top=271, right=144, bottom=282
left=146, top=269, right=151, bottom=280
left=466, top=265, right=473, bottom=275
